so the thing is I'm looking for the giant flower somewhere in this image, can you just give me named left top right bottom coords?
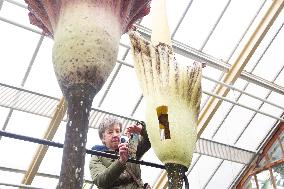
left=129, top=30, right=202, bottom=188
left=25, top=1, right=151, bottom=188
left=25, top=0, right=151, bottom=95
left=129, top=1, right=202, bottom=187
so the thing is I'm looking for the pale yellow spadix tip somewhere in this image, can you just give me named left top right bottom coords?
left=151, top=0, right=172, bottom=47
left=156, top=105, right=168, bottom=115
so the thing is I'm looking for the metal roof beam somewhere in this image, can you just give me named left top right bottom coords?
left=0, top=15, right=283, bottom=95
left=21, top=98, right=67, bottom=185
left=0, top=0, right=4, bottom=10
left=136, top=25, right=284, bottom=96
left=0, top=84, right=255, bottom=161
left=197, top=0, right=284, bottom=138
left=4, top=0, right=27, bottom=8
left=0, top=84, right=257, bottom=188
left=153, top=0, right=284, bottom=188
left=0, top=182, right=48, bottom=189
left=0, top=165, right=93, bottom=184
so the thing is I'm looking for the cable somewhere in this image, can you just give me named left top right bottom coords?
left=0, top=129, right=165, bottom=169
left=184, top=173, right=189, bottom=189
left=0, top=129, right=197, bottom=188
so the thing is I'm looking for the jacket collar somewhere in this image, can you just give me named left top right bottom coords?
left=91, top=138, right=127, bottom=152
left=91, top=145, right=119, bottom=155
left=91, top=145, right=109, bottom=152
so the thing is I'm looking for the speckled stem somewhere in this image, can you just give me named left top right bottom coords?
left=57, top=84, right=95, bottom=189
left=165, top=163, right=187, bottom=189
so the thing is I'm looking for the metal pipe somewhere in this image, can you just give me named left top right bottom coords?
left=170, top=0, right=194, bottom=38
left=4, top=0, right=27, bottom=8
left=0, top=16, right=41, bottom=34
left=0, top=182, right=48, bottom=189
left=135, top=24, right=284, bottom=96
left=0, top=129, right=166, bottom=169
left=183, top=173, right=189, bottom=189
left=203, top=90, right=284, bottom=122
left=112, top=60, right=284, bottom=115
left=0, top=165, right=93, bottom=183
left=0, top=0, right=4, bottom=10
left=203, top=75, right=284, bottom=111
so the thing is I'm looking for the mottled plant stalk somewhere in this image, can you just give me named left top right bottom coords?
left=57, top=85, right=94, bottom=189
left=165, top=163, right=187, bottom=189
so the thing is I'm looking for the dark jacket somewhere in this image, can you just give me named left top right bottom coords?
left=89, top=126, right=151, bottom=189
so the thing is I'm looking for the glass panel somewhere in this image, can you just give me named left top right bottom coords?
left=0, top=170, right=24, bottom=185
left=203, top=0, right=267, bottom=61
left=38, top=146, right=62, bottom=176
left=267, top=140, right=282, bottom=162
left=0, top=137, right=38, bottom=170
left=266, top=92, right=284, bottom=113
left=7, top=0, right=26, bottom=5
left=250, top=11, right=284, bottom=82
left=201, top=101, right=234, bottom=140
left=120, top=33, right=131, bottom=48
left=140, top=0, right=190, bottom=36
left=32, top=176, right=59, bottom=189
left=100, top=66, right=142, bottom=116
left=272, top=163, right=284, bottom=188
left=274, top=67, right=284, bottom=87
left=0, top=21, right=40, bottom=86
left=0, top=107, right=10, bottom=128
left=131, top=97, right=146, bottom=121
left=123, top=51, right=135, bottom=67
left=259, top=157, right=268, bottom=169
left=239, top=84, right=270, bottom=109
left=201, top=68, right=224, bottom=93
left=206, top=161, right=244, bottom=189
left=38, top=121, right=65, bottom=175
left=84, top=155, right=93, bottom=181
left=117, top=45, right=128, bottom=60
left=86, top=128, right=101, bottom=149
left=0, top=0, right=39, bottom=31
left=24, top=37, right=62, bottom=98
left=243, top=176, right=257, bottom=189
left=280, top=132, right=284, bottom=151
left=187, top=155, right=223, bottom=188
left=6, top=110, right=49, bottom=138
left=256, top=170, right=273, bottom=189
left=173, top=0, right=230, bottom=50
left=140, top=149, right=163, bottom=187
left=244, top=6, right=284, bottom=74
left=212, top=104, right=255, bottom=146
left=200, top=93, right=209, bottom=112
left=235, top=114, right=275, bottom=151
left=259, top=103, right=283, bottom=122
left=91, top=64, right=120, bottom=107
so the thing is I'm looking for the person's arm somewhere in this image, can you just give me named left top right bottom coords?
left=89, top=155, right=126, bottom=188
left=89, top=143, right=129, bottom=188
left=126, top=122, right=151, bottom=160
left=136, top=122, right=151, bottom=159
